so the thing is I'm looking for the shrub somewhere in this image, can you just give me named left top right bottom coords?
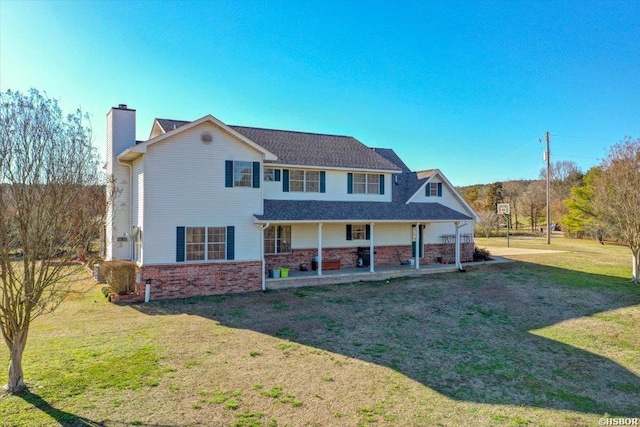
left=101, top=260, right=138, bottom=295
left=101, top=286, right=112, bottom=299
left=473, top=247, right=492, bottom=261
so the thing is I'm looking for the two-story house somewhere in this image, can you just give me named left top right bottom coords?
left=106, top=104, right=479, bottom=300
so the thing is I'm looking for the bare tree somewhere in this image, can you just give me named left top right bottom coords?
left=591, top=137, right=640, bottom=283
left=502, top=180, right=527, bottom=229
left=0, top=89, right=106, bottom=393
left=476, top=210, right=500, bottom=238
left=519, top=181, right=546, bottom=232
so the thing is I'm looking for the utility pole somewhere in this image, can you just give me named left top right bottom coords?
left=545, top=131, right=551, bottom=245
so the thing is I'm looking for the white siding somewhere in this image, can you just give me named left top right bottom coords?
left=289, top=221, right=473, bottom=248
left=263, top=169, right=392, bottom=202
left=141, top=123, right=263, bottom=264
left=291, top=223, right=413, bottom=249
left=131, top=158, right=144, bottom=263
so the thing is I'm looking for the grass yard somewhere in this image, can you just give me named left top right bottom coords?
left=1, top=236, right=639, bottom=426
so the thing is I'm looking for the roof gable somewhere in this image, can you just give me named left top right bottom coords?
left=119, top=115, right=277, bottom=162
left=405, top=170, right=480, bottom=221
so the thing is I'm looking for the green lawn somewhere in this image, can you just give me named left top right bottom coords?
left=1, top=236, right=639, bottom=426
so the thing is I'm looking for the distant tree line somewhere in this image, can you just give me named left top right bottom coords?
left=459, top=137, right=639, bottom=283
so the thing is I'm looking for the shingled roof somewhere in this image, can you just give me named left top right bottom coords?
left=255, top=199, right=472, bottom=222
left=371, top=148, right=411, bottom=172
left=153, top=119, right=401, bottom=171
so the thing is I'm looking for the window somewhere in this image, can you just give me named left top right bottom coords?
left=265, top=225, right=291, bottom=254
left=351, top=173, right=383, bottom=194
left=264, top=168, right=275, bottom=181
left=351, top=224, right=366, bottom=240
left=186, top=227, right=205, bottom=260
left=186, top=226, right=226, bottom=261
left=288, top=170, right=321, bottom=192
left=207, top=227, right=226, bottom=260
left=226, top=161, right=260, bottom=188
left=234, top=161, right=252, bottom=187
left=426, top=182, right=442, bottom=197
left=290, top=170, right=305, bottom=192
left=346, top=224, right=370, bottom=240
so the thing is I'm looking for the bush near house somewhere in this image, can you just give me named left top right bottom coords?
left=473, top=247, right=492, bottom=261
left=101, top=260, right=138, bottom=295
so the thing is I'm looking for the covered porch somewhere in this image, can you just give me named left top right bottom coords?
left=265, top=261, right=466, bottom=290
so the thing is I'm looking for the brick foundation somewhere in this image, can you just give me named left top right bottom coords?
left=140, top=261, right=262, bottom=301
left=265, top=243, right=474, bottom=272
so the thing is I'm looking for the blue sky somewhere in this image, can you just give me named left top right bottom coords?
left=1, top=0, right=638, bottom=186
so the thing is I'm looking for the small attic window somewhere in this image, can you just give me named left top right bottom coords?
left=200, top=131, right=213, bottom=145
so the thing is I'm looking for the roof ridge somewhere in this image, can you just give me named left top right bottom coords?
left=229, top=124, right=354, bottom=139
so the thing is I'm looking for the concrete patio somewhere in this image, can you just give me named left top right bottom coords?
left=265, top=259, right=504, bottom=290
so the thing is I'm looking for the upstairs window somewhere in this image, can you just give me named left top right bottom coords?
left=225, top=161, right=260, bottom=188
left=348, top=173, right=385, bottom=195
left=426, top=182, right=443, bottom=197
left=264, top=168, right=275, bottom=181
left=234, top=161, right=252, bottom=187
left=283, top=169, right=326, bottom=193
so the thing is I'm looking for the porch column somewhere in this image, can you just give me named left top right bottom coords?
left=454, top=221, right=461, bottom=269
left=260, top=224, right=266, bottom=291
left=415, top=223, right=420, bottom=270
left=369, top=223, right=375, bottom=273
left=317, top=223, right=323, bottom=276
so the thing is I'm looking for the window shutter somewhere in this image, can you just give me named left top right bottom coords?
left=379, top=174, right=385, bottom=195
left=226, top=226, right=235, bottom=260
left=437, top=182, right=443, bottom=197
left=347, top=173, right=353, bottom=194
left=252, top=162, right=260, bottom=188
left=320, top=171, right=326, bottom=193
left=346, top=224, right=352, bottom=241
left=176, top=226, right=185, bottom=262
left=425, top=184, right=430, bottom=197
left=365, top=224, right=371, bottom=240
left=274, top=169, right=281, bottom=182
left=225, top=161, right=233, bottom=187
left=283, top=169, right=290, bottom=192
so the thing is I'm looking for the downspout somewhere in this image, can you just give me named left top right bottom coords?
left=257, top=222, right=270, bottom=291
left=454, top=222, right=468, bottom=271
left=117, top=157, right=133, bottom=260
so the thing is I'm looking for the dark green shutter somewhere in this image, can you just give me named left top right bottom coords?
left=176, top=226, right=185, bottom=262
left=425, top=184, right=430, bottom=197
left=365, top=224, right=371, bottom=240
left=226, top=226, right=235, bottom=260
left=274, top=169, right=281, bottom=182
left=252, top=162, right=260, bottom=188
left=379, top=174, right=384, bottom=195
left=225, top=161, right=233, bottom=187
left=347, top=173, right=353, bottom=194
left=283, top=169, right=289, bottom=192
left=437, top=182, right=443, bottom=197
left=346, top=224, right=352, bottom=241
left=320, top=171, right=326, bottom=193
